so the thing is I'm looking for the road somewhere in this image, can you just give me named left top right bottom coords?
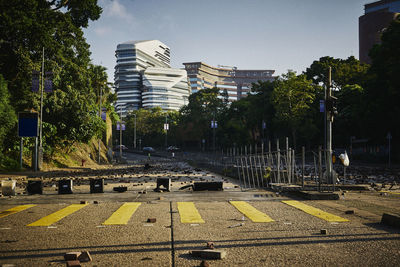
left=0, top=152, right=400, bottom=266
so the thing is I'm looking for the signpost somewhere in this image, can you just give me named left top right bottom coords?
left=387, top=132, right=392, bottom=168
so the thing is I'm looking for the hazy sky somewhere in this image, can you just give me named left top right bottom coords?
left=83, top=0, right=370, bottom=82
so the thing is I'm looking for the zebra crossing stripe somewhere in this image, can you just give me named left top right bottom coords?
left=0, top=205, right=36, bottom=219
left=230, top=201, right=274, bottom=222
left=177, top=202, right=205, bottom=223
left=103, top=202, right=141, bottom=225
left=27, top=204, right=89, bottom=226
left=282, top=200, right=349, bottom=222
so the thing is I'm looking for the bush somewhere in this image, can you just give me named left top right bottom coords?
left=0, top=155, right=20, bottom=171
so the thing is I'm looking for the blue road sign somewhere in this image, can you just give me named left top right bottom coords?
left=18, top=112, right=39, bottom=137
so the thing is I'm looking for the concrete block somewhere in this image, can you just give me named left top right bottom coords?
left=193, top=182, right=223, bottom=191
left=90, top=178, right=104, bottom=193
left=66, top=260, right=81, bottom=267
left=64, top=252, right=81, bottom=261
left=1, top=180, right=16, bottom=196
left=78, top=251, right=92, bottom=262
left=190, top=249, right=226, bottom=259
left=27, top=180, right=43, bottom=194
left=58, top=179, right=73, bottom=194
left=381, top=213, right=400, bottom=228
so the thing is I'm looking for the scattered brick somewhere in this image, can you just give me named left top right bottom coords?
left=345, top=210, right=355, bottom=214
left=320, top=229, right=328, bottom=235
left=200, top=260, right=210, bottom=267
left=80, top=201, right=87, bottom=204
left=64, top=252, right=81, bottom=261
left=147, top=218, right=156, bottom=223
left=206, top=242, right=214, bottom=249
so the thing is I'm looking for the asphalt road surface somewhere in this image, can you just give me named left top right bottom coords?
left=1, top=153, right=400, bottom=266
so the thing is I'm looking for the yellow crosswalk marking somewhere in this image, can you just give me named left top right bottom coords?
left=230, top=201, right=274, bottom=222
left=282, top=200, right=349, bottom=222
left=177, top=202, right=205, bottom=223
left=27, top=204, right=88, bottom=226
left=0, top=205, right=36, bottom=219
left=103, top=202, right=141, bottom=225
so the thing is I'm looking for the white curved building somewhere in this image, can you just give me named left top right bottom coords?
left=114, top=40, right=188, bottom=116
left=142, top=68, right=190, bottom=110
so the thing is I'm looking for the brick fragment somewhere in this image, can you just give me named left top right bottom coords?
left=147, top=218, right=156, bottom=223
left=206, top=242, right=214, bottom=249
left=345, top=210, right=355, bottom=214
left=320, top=229, right=328, bottom=235
left=78, top=251, right=92, bottom=262
left=200, top=260, right=210, bottom=267
left=64, top=252, right=81, bottom=261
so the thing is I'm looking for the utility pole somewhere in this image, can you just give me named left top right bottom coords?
left=325, top=66, right=337, bottom=188
left=98, top=84, right=102, bottom=164
left=38, top=47, right=44, bottom=170
left=119, top=108, right=123, bottom=159
left=134, top=114, right=137, bottom=149
left=212, top=111, right=216, bottom=152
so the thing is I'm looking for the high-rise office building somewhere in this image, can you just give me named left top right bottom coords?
left=183, top=62, right=276, bottom=102
left=114, top=40, right=190, bottom=116
left=359, top=0, right=400, bottom=64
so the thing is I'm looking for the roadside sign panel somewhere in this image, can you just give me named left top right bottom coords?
left=18, top=112, right=39, bottom=137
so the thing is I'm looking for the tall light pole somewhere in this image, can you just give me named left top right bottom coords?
left=38, top=47, right=44, bottom=170
left=119, top=107, right=123, bottom=159
left=134, top=113, right=137, bottom=149
left=98, top=84, right=102, bottom=164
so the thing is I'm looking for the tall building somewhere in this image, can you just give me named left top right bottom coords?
left=114, top=40, right=190, bottom=116
left=183, top=62, right=276, bottom=102
left=359, top=0, right=400, bottom=64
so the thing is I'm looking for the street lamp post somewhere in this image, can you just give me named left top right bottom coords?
left=134, top=114, right=137, bottom=149
left=38, top=47, right=44, bottom=170
left=98, top=85, right=102, bottom=164
left=119, top=108, right=123, bottom=159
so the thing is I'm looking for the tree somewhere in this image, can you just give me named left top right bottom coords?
left=178, top=88, right=226, bottom=148
left=0, top=0, right=107, bottom=157
left=0, top=75, right=17, bottom=153
left=305, top=56, right=369, bottom=90
left=272, top=71, right=316, bottom=148
left=364, top=15, right=400, bottom=159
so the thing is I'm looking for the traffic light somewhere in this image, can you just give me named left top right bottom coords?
left=325, top=95, right=338, bottom=121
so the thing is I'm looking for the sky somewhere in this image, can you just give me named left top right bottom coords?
left=83, top=0, right=371, bottom=82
